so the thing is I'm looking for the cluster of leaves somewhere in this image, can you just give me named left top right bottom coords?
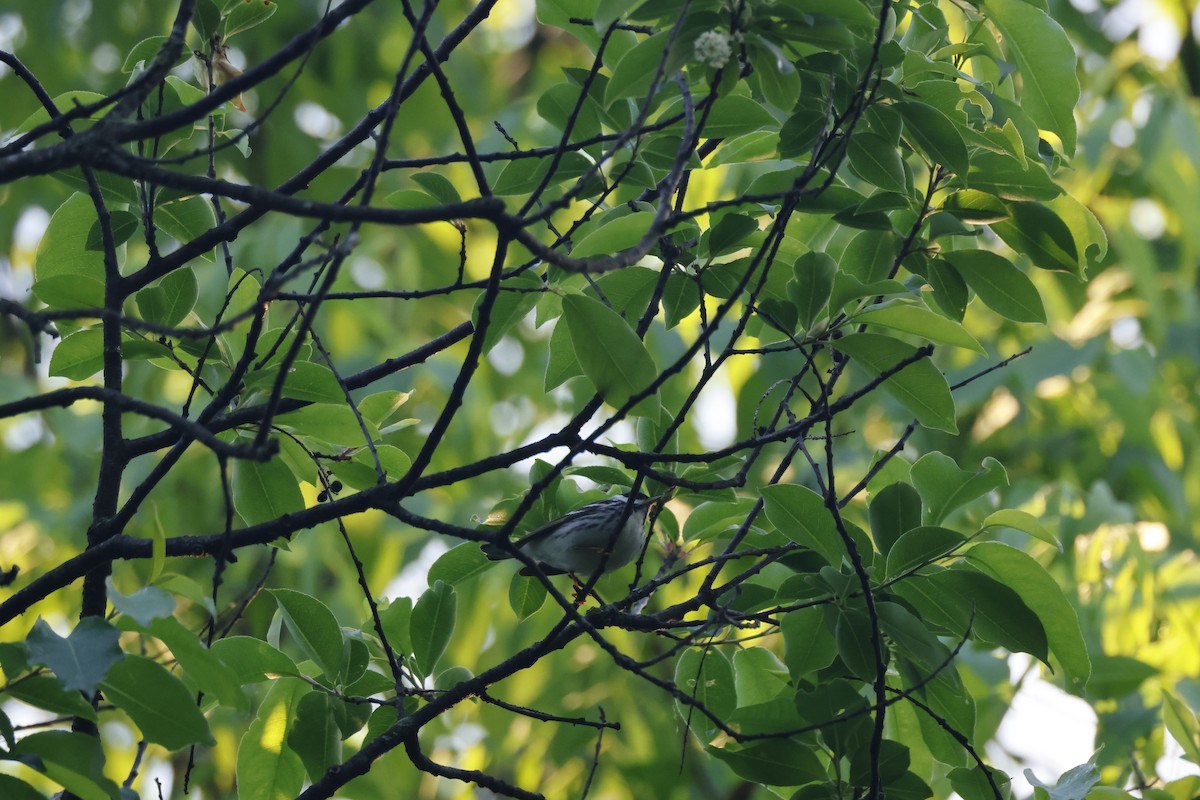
left=0, top=0, right=1198, bottom=799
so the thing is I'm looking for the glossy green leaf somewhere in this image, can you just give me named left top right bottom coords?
left=138, top=267, right=198, bottom=326
left=848, top=131, right=908, bottom=193
left=223, top=0, right=277, bottom=39
left=605, top=31, right=668, bottom=104
left=832, top=333, right=958, bottom=434
left=896, top=567, right=1048, bottom=660
left=84, top=209, right=137, bottom=250
left=869, top=481, right=922, bottom=555
left=788, top=251, right=837, bottom=329
left=981, top=509, right=1060, bottom=550
left=32, top=193, right=106, bottom=309
left=232, top=456, right=305, bottom=526
left=572, top=211, right=657, bottom=260
left=836, top=608, right=880, bottom=681
left=674, top=646, right=736, bottom=724
left=472, top=272, right=544, bottom=354
left=967, top=152, right=1063, bottom=202
left=943, top=249, right=1046, bottom=323
left=507, top=573, right=547, bottom=620
left=411, top=580, right=457, bottom=676
left=732, top=647, right=791, bottom=706
left=707, top=739, right=826, bottom=787
left=562, top=293, right=661, bottom=419
left=243, top=361, right=346, bottom=404
left=761, top=484, right=843, bottom=566
left=781, top=607, right=838, bottom=678
left=885, top=526, right=966, bottom=580
left=26, top=618, right=122, bottom=694
left=990, top=201, right=1082, bottom=276
left=9, top=730, right=119, bottom=800
left=428, top=542, right=493, bottom=586
left=101, top=655, right=215, bottom=749
left=269, top=589, right=347, bottom=682
left=411, top=171, right=462, bottom=205
left=965, top=542, right=1090, bottom=688
left=236, top=678, right=307, bottom=800
left=983, top=0, right=1079, bottom=154
left=895, top=101, right=969, bottom=177
left=1163, top=692, right=1200, bottom=765
left=911, top=452, right=1008, bottom=525
left=1025, top=762, right=1100, bottom=800
left=855, top=302, right=985, bottom=354
left=210, top=636, right=300, bottom=683
left=288, top=692, right=343, bottom=782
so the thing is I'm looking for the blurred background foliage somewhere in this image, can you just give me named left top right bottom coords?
left=0, top=0, right=1199, bottom=797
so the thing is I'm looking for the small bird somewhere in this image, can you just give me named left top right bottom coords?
left=210, top=35, right=246, bottom=112
left=482, top=493, right=663, bottom=577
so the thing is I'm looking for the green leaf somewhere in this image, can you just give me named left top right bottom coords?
left=122, top=35, right=171, bottom=72
left=981, top=509, right=1060, bottom=550
left=732, top=647, right=791, bottom=706
left=117, top=617, right=236, bottom=713
left=544, top=317, right=584, bottom=391
left=25, top=618, right=122, bottom=695
left=223, top=0, right=277, bottom=39
left=707, top=739, right=826, bottom=786
left=243, top=361, right=346, bottom=404
left=850, top=740, right=911, bottom=786
left=411, top=171, right=462, bottom=205
left=490, top=151, right=592, bottom=195
left=761, top=484, right=843, bottom=566
left=411, top=580, right=457, bottom=676
left=831, top=333, right=958, bottom=434
left=894, top=101, right=969, bottom=177
left=990, top=201, right=1081, bottom=276
left=697, top=94, right=780, bottom=139
left=428, top=542, right=493, bottom=585
left=32, top=193, right=106, bottom=309
left=705, top=214, right=759, bottom=259
left=949, top=765, right=1012, bottom=800
left=708, top=130, right=779, bottom=166
left=663, top=271, right=701, bottom=328
left=869, top=481, right=922, bottom=555
left=508, top=574, right=547, bottom=620
left=108, top=581, right=175, bottom=626
left=848, top=132, right=908, bottom=193
left=605, top=31, right=668, bottom=104
left=0, top=774, right=48, bottom=800
left=1085, top=655, right=1156, bottom=700
left=562, top=293, right=661, bottom=419
left=236, top=678, right=307, bottom=800
left=895, top=567, right=1048, bottom=660
left=855, top=302, right=985, bottom=354
left=911, top=452, right=1008, bottom=525
left=472, top=272, right=543, bottom=353
left=781, top=607, right=838, bottom=678
left=275, top=403, right=372, bottom=447
left=211, top=636, right=301, bottom=684
left=85, top=209, right=138, bottom=250
left=100, top=655, right=215, bottom=749
left=675, top=647, right=736, bottom=729
left=885, top=526, right=966, bottom=580
left=967, top=152, right=1063, bottom=201
left=232, top=456, right=305, bottom=526
left=357, top=391, right=411, bottom=427
left=287, top=692, right=343, bottom=782
left=983, top=0, right=1079, bottom=154
left=788, top=251, right=837, bottom=329
left=15, top=92, right=107, bottom=134
left=965, top=542, right=1091, bottom=688
left=9, top=730, right=120, bottom=800
left=572, top=211, right=658, bottom=259
left=836, top=608, right=880, bottom=681
left=137, top=267, right=198, bottom=326
left=155, top=196, right=217, bottom=260
left=4, top=674, right=97, bottom=721
left=926, top=258, right=969, bottom=321
left=1163, top=692, right=1200, bottom=765
left=47, top=329, right=104, bottom=380
left=269, top=589, right=347, bottom=682
left=1024, top=762, right=1100, bottom=800
left=942, top=250, right=1046, bottom=323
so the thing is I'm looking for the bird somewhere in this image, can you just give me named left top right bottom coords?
left=482, top=493, right=664, bottom=577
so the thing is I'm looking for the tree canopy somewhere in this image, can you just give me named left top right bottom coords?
left=0, top=1, right=1198, bottom=799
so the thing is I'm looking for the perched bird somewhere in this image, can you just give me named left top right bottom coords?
left=482, top=493, right=663, bottom=577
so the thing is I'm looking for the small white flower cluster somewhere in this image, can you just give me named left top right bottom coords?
left=693, top=30, right=733, bottom=70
